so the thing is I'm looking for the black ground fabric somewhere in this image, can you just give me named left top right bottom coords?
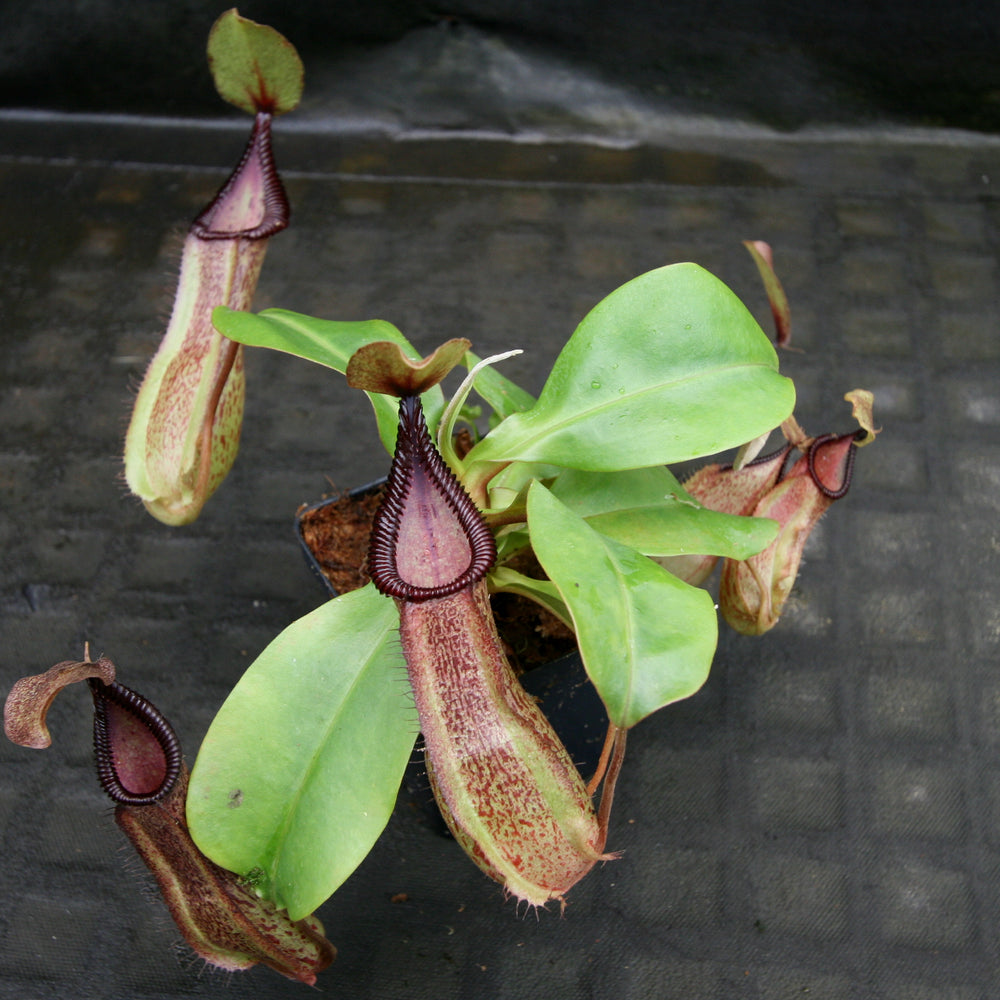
left=2, top=5, right=1000, bottom=998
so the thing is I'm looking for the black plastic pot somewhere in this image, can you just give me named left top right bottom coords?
left=295, top=477, right=388, bottom=597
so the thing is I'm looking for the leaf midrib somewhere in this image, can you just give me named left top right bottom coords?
left=471, top=359, right=783, bottom=464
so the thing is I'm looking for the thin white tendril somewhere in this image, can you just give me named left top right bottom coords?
left=437, top=349, right=524, bottom=469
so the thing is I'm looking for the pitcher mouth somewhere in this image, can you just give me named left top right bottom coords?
left=369, top=395, right=497, bottom=602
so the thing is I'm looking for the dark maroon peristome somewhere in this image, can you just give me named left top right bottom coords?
left=720, top=431, right=859, bottom=502
left=806, top=431, right=859, bottom=500
left=191, top=111, right=290, bottom=241
left=88, top=679, right=183, bottom=806
left=369, top=395, right=497, bottom=602
left=721, top=442, right=794, bottom=478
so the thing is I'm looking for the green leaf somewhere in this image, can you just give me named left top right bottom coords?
left=213, top=307, right=408, bottom=372
left=207, top=10, right=304, bottom=116
left=585, top=504, right=777, bottom=559
left=212, top=306, right=445, bottom=451
left=527, top=481, right=717, bottom=729
left=551, top=467, right=778, bottom=559
left=464, top=263, right=795, bottom=477
left=186, top=585, right=413, bottom=920
left=494, top=524, right=530, bottom=562
left=488, top=566, right=572, bottom=628
left=483, top=460, right=563, bottom=514
left=551, top=465, right=687, bottom=517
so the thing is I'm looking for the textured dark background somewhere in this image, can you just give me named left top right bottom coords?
left=3, top=0, right=1000, bottom=131
left=2, top=3, right=1000, bottom=999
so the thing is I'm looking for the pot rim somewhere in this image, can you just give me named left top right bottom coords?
left=294, top=476, right=387, bottom=597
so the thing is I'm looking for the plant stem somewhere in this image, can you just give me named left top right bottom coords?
left=586, top=721, right=617, bottom=797
left=595, top=725, right=627, bottom=850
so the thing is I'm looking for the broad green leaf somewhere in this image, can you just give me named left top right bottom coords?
left=585, top=504, right=777, bottom=559
left=187, top=585, right=412, bottom=920
left=207, top=10, right=304, bottom=116
left=212, top=306, right=445, bottom=451
left=464, top=264, right=795, bottom=477
left=551, top=466, right=687, bottom=517
left=212, top=308, right=407, bottom=373
left=551, top=467, right=778, bottom=559
left=528, top=481, right=717, bottom=729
